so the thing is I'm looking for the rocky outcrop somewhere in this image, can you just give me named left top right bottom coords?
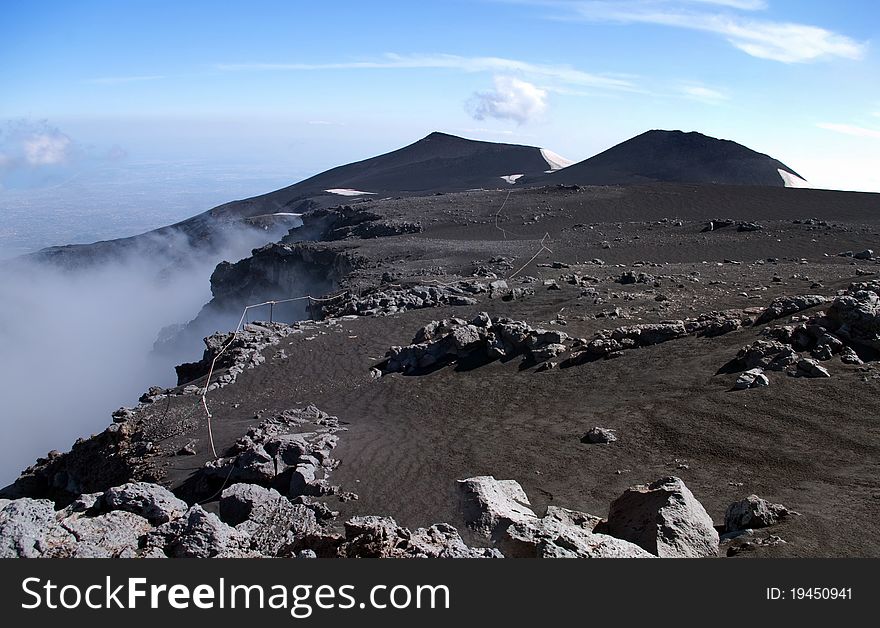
left=736, top=340, right=799, bottom=371
left=201, top=406, right=342, bottom=498
left=383, top=314, right=571, bottom=373
left=103, top=482, right=188, bottom=525
left=755, top=295, right=828, bottom=325
left=826, top=281, right=880, bottom=351
left=176, top=322, right=303, bottom=386
left=146, top=505, right=250, bottom=558
left=0, top=419, right=155, bottom=505
left=567, top=321, right=688, bottom=363
left=322, top=283, right=481, bottom=318
left=605, top=477, right=719, bottom=558
left=338, top=516, right=501, bottom=558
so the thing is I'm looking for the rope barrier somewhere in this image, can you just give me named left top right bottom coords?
left=199, top=292, right=346, bottom=459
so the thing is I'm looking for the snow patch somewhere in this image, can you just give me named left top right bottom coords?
left=778, top=169, right=810, bottom=188
left=540, top=148, right=574, bottom=171
left=501, top=174, right=524, bottom=184
left=325, top=188, right=376, bottom=196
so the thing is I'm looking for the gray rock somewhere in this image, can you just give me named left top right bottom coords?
left=103, top=482, right=188, bottom=525
left=0, top=498, right=66, bottom=558
left=755, top=295, right=827, bottom=325
left=853, top=249, right=874, bottom=260
left=606, top=476, right=719, bottom=558
left=582, top=427, right=617, bottom=444
left=489, top=280, right=509, bottom=297
left=219, top=483, right=316, bottom=555
left=725, top=495, right=790, bottom=532
left=797, top=358, right=831, bottom=378
left=501, top=506, right=652, bottom=558
left=457, top=476, right=538, bottom=541
left=737, top=340, right=798, bottom=370
left=840, top=346, right=863, bottom=365
left=148, top=505, right=249, bottom=558
left=826, top=284, right=880, bottom=350
left=339, top=516, right=500, bottom=558
left=734, top=368, right=769, bottom=390
left=58, top=510, right=152, bottom=558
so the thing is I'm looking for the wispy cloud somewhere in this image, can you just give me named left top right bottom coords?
left=817, top=122, right=880, bottom=140
left=216, top=53, right=637, bottom=91
left=86, top=75, right=165, bottom=85
left=466, top=76, right=548, bottom=124
left=681, top=84, right=729, bottom=104
left=518, top=1, right=866, bottom=63
left=686, top=0, right=767, bottom=8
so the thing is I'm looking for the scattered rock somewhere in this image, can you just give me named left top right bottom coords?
left=581, top=427, right=617, bottom=444
left=734, top=368, right=769, bottom=390
left=796, top=358, right=831, bottom=378
left=725, top=495, right=790, bottom=532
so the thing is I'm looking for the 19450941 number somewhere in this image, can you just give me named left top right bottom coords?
left=766, top=588, right=853, bottom=600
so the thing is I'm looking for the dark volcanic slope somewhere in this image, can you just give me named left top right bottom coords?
left=188, top=131, right=559, bottom=222
left=28, top=132, right=559, bottom=265
left=10, top=183, right=880, bottom=559
left=525, top=130, right=803, bottom=188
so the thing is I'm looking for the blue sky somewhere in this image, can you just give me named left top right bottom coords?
left=2, top=0, right=879, bottom=194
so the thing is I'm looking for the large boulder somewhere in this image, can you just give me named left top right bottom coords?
left=826, top=285, right=880, bottom=350
left=56, top=510, right=153, bottom=558
left=0, top=498, right=67, bottom=558
left=725, top=495, right=790, bottom=532
left=457, top=476, right=538, bottom=541
left=102, top=482, right=188, bottom=524
left=219, top=483, right=311, bottom=555
left=147, top=505, right=249, bottom=558
left=605, top=477, right=719, bottom=558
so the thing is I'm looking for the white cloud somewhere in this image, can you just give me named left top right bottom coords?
left=816, top=122, right=880, bottom=140
left=529, top=1, right=866, bottom=63
left=466, top=76, right=548, bottom=125
left=217, top=53, right=636, bottom=91
left=22, top=132, right=72, bottom=166
left=0, top=120, right=75, bottom=171
left=681, top=85, right=729, bottom=103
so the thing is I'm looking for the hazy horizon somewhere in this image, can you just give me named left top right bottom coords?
left=2, top=1, right=879, bottom=260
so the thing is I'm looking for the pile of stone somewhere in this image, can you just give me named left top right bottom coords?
left=732, top=281, right=880, bottom=379
left=322, top=283, right=482, bottom=318
left=382, top=313, right=571, bottom=374
left=701, top=219, right=763, bottom=232
left=201, top=406, right=343, bottom=499
left=565, top=321, right=688, bottom=363
left=175, top=322, right=301, bottom=387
